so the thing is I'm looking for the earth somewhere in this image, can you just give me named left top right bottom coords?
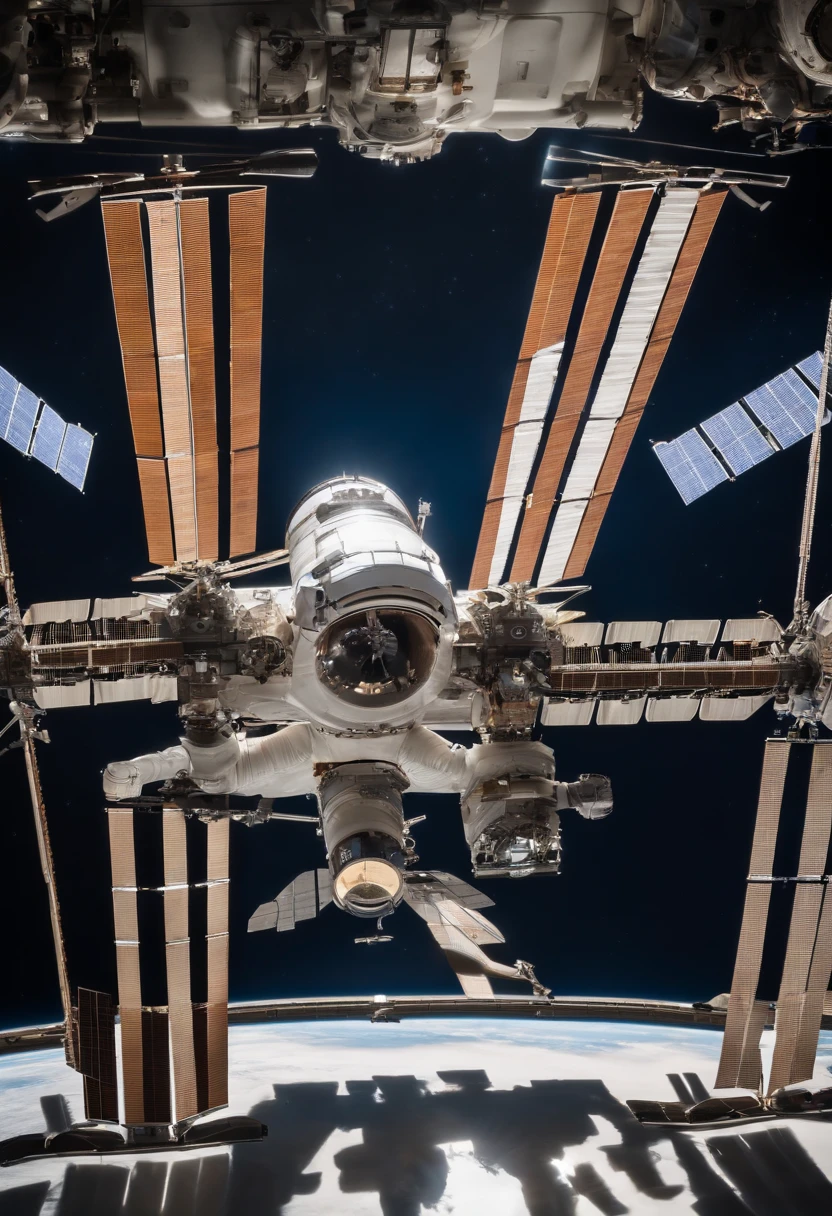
left=0, top=1017, right=831, bottom=1215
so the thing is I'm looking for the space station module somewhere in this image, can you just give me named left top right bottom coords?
left=2, top=3, right=832, bottom=158
left=103, top=476, right=613, bottom=907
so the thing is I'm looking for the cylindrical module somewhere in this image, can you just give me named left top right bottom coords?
left=318, top=761, right=409, bottom=918
left=286, top=476, right=457, bottom=730
left=461, top=741, right=560, bottom=878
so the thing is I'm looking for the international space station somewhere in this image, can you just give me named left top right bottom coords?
left=2, top=1, right=832, bottom=159
left=2, top=139, right=832, bottom=1153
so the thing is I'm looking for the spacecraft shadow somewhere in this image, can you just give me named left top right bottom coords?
left=5, top=1073, right=832, bottom=1216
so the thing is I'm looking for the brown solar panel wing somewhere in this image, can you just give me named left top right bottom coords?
left=205, top=818, right=229, bottom=1109
left=136, top=458, right=175, bottom=565
left=101, top=203, right=174, bottom=567
left=562, top=189, right=727, bottom=579
left=141, top=1009, right=172, bottom=1124
left=768, top=744, right=832, bottom=1093
left=146, top=201, right=198, bottom=563
left=229, top=189, right=267, bottom=557
left=768, top=889, right=823, bottom=1092
left=796, top=885, right=832, bottom=1080
left=450, top=968, right=494, bottom=1000
left=746, top=742, right=793, bottom=875
left=162, top=808, right=199, bottom=1121
left=420, top=916, right=495, bottom=999
left=511, top=189, right=653, bottom=582
left=715, top=740, right=790, bottom=1091
left=469, top=193, right=599, bottom=589
left=108, top=809, right=146, bottom=1124
left=101, top=203, right=164, bottom=460
left=519, top=194, right=578, bottom=359
left=192, top=1003, right=210, bottom=1115
left=230, top=447, right=259, bottom=560
left=77, top=988, right=118, bottom=1122
left=82, top=1075, right=116, bottom=1125
left=795, top=744, right=832, bottom=875
left=179, top=199, right=219, bottom=561
left=714, top=890, right=773, bottom=1092
left=76, top=990, right=111, bottom=1082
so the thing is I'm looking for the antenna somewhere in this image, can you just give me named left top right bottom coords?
left=416, top=499, right=431, bottom=536
left=0, top=494, right=74, bottom=1060
left=793, top=290, right=832, bottom=628
left=17, top=708, right=76, bottom=1068
left=0, top=493, right=19, bottom=626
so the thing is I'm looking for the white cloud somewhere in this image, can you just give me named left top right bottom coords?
left=1, top=1020, right=830, bottom=1216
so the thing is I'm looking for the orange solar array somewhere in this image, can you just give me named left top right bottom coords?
left=561, top=189, right=727, bottom=579
left=105, top=190, right=267, bottom=566
left=108, top=809, right=147, bottom=1125
left=101, top=203, right=164, bottom=460
left=768, top=744, right=832, bottom=1093
left=519, top=194, right=584, bottom=360
left=510, top=189, right=653, bottom=581
left=179, top=199, right=219, bottom=560
left=101, top=202, right=174, bottom=566
left=163, top=809, right=199, bottom=1121
left=206, top=819, right=230, bottom=1108
left=230, top=446, right=260, bottom=560
left=229, top=188, right=267, bottom=556
left=469, top=193, right=599, bottom=588
left=136, top=458, right=175, bottom=565
left=146, top=201, right=198, bottom=563
left=715, top=740, right=791, bottom=1091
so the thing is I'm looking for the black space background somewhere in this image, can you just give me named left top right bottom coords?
left=2, top=92, right=832, bottom=1028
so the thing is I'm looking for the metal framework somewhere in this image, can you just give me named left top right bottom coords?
left=794, top=294, right=832, bottom=622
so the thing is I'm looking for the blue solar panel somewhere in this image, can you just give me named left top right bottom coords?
left=654, top=429, right=729, bottom=505
left=744, top=368, right=817, bottom=450
left=0, top=364, right=91, bottom=488
left=0, top=367, right=17, bottom=441
left=797, top=351, right=823, bottom=390
left=700, top=402, right=774, bottom=477
left=31, top=404, right=67, bottom=472
left=6, top=385, right=39, bottom=455
left=770, top=368, right=819, bottom=430
left=57, top=425, right=93, bottom=491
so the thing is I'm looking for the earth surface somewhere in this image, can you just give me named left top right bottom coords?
left=0, top=1016, right=831, bottom=1215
